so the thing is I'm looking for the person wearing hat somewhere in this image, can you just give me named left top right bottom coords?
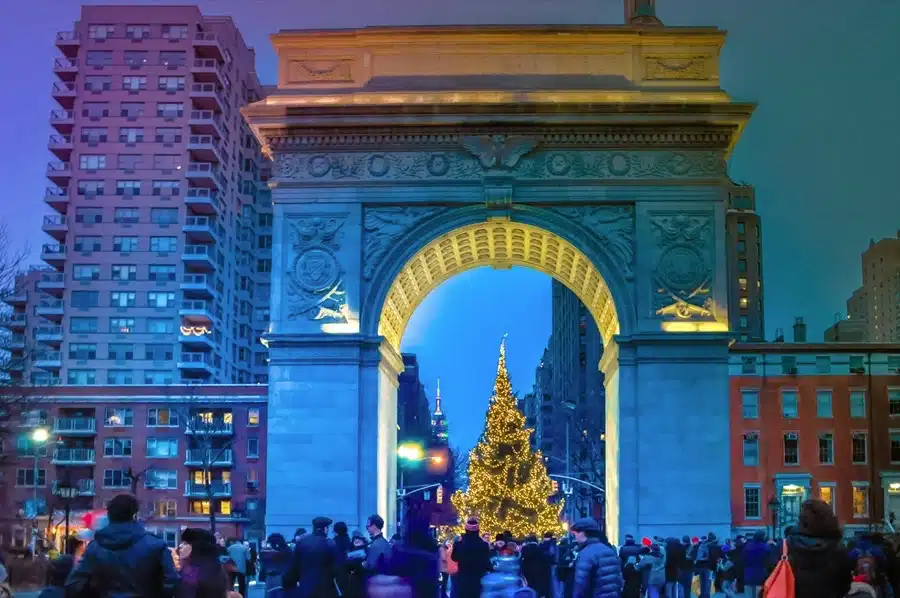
left=450, top=517, right=492, bottom=598
left=285, top=516, right=344, bottom=598
left=177, top=528, right=230, bottom=598
left=570, top=517, right=622, bottom=598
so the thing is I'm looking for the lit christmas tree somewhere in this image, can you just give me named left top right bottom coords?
left=451, top=336, right=564, bottom=538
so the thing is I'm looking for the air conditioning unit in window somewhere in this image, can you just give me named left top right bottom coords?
left=786, top=432, right=799, bottom=441
left=744, top=432, right=759, bottom=441
left=850, top=367, right=866, bottom=374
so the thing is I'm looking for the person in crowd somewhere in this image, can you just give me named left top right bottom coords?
left=731, top=535, right=747, bottom=595
left=450, top=517, right=492, bottom=598
left=557, top=532, right=578, bottom=598
left=521, top=534, right=553, bottom=598
left=364, top=514, right=391, bottom=575
left=245, top=541, right=257, bottom=585
left=445, top=537, right=459, bottom=598
left=677, top=536, right=694, bottom=598
left=387, top=518, right=439, bottom=598
left=570, top=517, right=622, bottom=598
left=619, top=535, right=642, bottom=568
left=226, top=538, right=250, bottom=597
left=345, top=531, right=369, bottom=598
left=786, top=498, right=854, bottom=598
left=741, top=530, right=769, bottom=598
left=66, top=494, right=179, bottom=598
left=38, top=554, right=73, bottom=598
left=689, top=533, right=717, bottom=598
left=176, top=528, right=229, bottom=598
left=663, top=537, right=685, bottom=598
left=285, top=516, right=343, bottom=598
left=438, top=539, right=451, bottom=598
left=0, top=551, right=7, bottom=589
left=622, top=555, right=642, bottom=598
left=332, top=521, right=352, bottom=554
left=259, top=533, right=293, bottom=598
left=638, top=542, right=666, bottom=598
left=716, top=548, right=736, bottom=598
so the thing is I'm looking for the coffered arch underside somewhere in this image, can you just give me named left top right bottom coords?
left=377, top=221, right=619, bottom=351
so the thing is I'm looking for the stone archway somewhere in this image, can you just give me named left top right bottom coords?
left=245, top=23, right=753, bottom=542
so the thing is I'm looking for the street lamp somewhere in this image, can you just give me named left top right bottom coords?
left=30, top=428, right=50, bottom=559
left=396, top=442, right=424, bottom=534
left=54, top=481, right=78, bottom=554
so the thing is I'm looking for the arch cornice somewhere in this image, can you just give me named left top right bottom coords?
left=361, top=204, right=636, bottom=349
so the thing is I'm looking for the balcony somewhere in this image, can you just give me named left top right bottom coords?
left=35, top=351, right=62, bottom=370
left=191, top=58, right=224, bottom=84
left=49, top=109, right=75, bottom=134
left=46, top=161, right=71, bottom=185
left=180, top=274, right=215, bottom=298
left=48, top=135, right=73, bottom=160
left=184, top=480, right=232, bottom=498
left=55, top=31, right=80, bottom=57
left=2, top=313, right=26, bottom=330
left=182, top=244, right=215, bottom=271
left=184, top=449, right=234, bottom=467
left=183, top=216, right=217, bottom=243
left=189, top=83, right=225, bottom=112
left=185, top=188, right=220, bottom=216
left=42, top=215, right=68, bottom=241
left=51, top=82, right=76, bottom=109
left=33, top=376, right=61, bottom=387
left=35, top=325, right=63, bottom=344
left=177, top=351, right=216, bottom=376
left=36, top=271, right=65, bottom=295
left=41, top=243, right=67, bottom=267
left=179, top=299, right=214, bottom=324
left=193, top=32, right=224, bottom=60
left=187, top=135, right=223, bottom=163
left=44, top=187, right=69, bottom=214
left=185, top=419, right=233, bottom=436
left=53, top=57, right=78, bottom=81
left=1, top=288, right=27, bottom=307
left=36, top=299, right=65, bottom=321
left=53, top=417, right=97, bottom=436
left=53, top=448, right=96, bottom=466
left=186, top=162, right=222, bottom=190
left=189, top=110, right=224, bottom=137
left=179, top=329, right=215, bottom=350
left=8, top=334, right=25, bottom=351
left=53, top=479, right=95, bottom=497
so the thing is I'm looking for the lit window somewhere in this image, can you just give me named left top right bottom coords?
left=852, top=483, right=870, bottom=518
left=782, top=390, right=799, bottom=418
left=738, top=277, right=748, bottom=291
left=219, top=500, right=232, bottom=516
left=739, top=297, right=749, bottom=309
left=743, top=485, right=761, bottom=519
left=248, top=408, right=260, bottom=427
left=819, top=484, right=835, bottom=513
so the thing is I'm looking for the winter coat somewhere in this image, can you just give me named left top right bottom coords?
left=618, top=540, right=642, bottom=567
left=639, top=553, right=666, bottom=587
left=622, top=560, right=642, bottom=598
left=573, top=538, right=623, bottom=598
left=451, top=531, right=492, bottom=598
left=521, top=541, right=554, bottom=597
left=226, top=542, right=250, bottom=574
left=664, top=541, right=686, bottom=582
left=260, top=546, right=292, bottom=591
left=65, top=521, right=179, bottom=598
left=285, top=530, right=344, bottom=598
left=176, top=560, right=229, bottom=598
left=388, top=542, right=439, bottom=598
left=741, top=540, right=769, bottom=587
left=365, top=533, right=392, bottom=575
left=786, top=532, right=854, bottom=598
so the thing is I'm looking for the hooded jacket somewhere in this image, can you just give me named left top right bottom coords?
left=65, top=521, right=179, bottom=598
left=787, top=531, right=854, bottom=598
left=573, top=538, right=623, bottom=598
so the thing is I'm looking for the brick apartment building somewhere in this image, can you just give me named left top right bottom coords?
left=0, top=384, right=266, bottom=551
left=730, top=342, right=900, bottom=537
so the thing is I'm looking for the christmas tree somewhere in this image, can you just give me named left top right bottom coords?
left=451, top=337, right=564, bottom=538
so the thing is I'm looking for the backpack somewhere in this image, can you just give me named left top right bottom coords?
left=695, top=542, right=711, bottom=563
left=763, top=540, right=796, bottom=598
left=856, top=551, right=878, bottom=585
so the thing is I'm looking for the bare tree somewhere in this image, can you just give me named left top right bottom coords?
left=450, top=445, right=469, bottom=491
left=569, top=415, right=605, bottom=518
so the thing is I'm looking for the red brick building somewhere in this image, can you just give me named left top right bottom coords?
left=0, top=384, right=266, bottom=551
left=730, top=343, right=900, bottom=537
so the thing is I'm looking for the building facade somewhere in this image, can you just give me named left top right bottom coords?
left=730, top=343, right=900, bottom=537
left=851, top=234, right=900, bottom=343
left=726, top=184, right=765, bottom=341
left=0, top=384, right=267, bottom=551
left=12, top=5, right=272, bottom=387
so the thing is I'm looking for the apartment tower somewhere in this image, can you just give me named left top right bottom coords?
left=851, top=234, right=900, bottom=343
left=8, top=6, right=273, bottom=386
left=726, top=184, right=765, bottom=341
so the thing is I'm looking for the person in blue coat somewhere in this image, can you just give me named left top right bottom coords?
left=571, top=518, right=623, bottom=598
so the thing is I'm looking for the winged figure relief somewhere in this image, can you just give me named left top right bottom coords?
left=460, top=135, right=539, bottom=170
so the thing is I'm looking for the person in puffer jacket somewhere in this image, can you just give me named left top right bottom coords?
left=571, top=518, right=622, bottom=598
left=638, top=544, right=666, bottom=598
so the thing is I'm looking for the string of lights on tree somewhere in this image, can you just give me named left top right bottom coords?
left=451, top=335, right=564, bottom=539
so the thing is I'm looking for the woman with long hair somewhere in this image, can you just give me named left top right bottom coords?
left=177, top=528, right=229, bottom=598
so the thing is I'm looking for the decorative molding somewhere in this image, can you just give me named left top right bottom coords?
left=274, top=152, right=482, bottom=182
left=285, top=214, right=349, bottom=321
left=460, top=135, right=539, bottom=170
left=362, top=207, right=450, bottom=280
left=644, top=56, right=710, bottom=81
left=287, top=59, right=354, bottom=83
left=516, top=150, right=723, bottom=180
left=649, top=213, right=715, bottom=320
left=554, top=206, right=635, bottom=280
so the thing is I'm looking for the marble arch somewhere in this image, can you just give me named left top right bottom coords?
left=245, top=22, right=754, bottom=543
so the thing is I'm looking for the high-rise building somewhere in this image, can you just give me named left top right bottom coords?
left=7, top=6, right=272, bottom=386
left=852, top=234, right=900, bottom=343
left=726, top=184, right=765, bottom=341
left=431, top=379, right=448, bottom=444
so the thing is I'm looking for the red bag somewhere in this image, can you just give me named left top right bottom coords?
left=763, top=540, right=796, bottom=598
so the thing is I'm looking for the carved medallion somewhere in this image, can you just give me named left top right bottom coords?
left=606, top=153, right=631, bottom=177
left=427, top=154, right=451, bottom=176
left=292, top=247, right=340, bottom=294
left=362, top=207, right=449, bottom=280
left=307, top=155, right=331, bottom=178
left=656, top=244, right=707, bottom=293
left=650, top=213, right=714, bottom=319
left=368, top=154, right=390, bottom=177
left=285, top=215, right=348, bottom=322
left=546, top=153, right=571, bottom=176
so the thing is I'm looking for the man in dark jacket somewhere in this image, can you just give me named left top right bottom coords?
left=742, top=531, right=769, bottom=597
left=521, top=535, right=553, bottom=597
left=663, top=537, right=685, bottom=598
left=364, top=514, right=391, bottom=575
left=285, top=516, right=343, bottom=598
left=571, top=517, right=622, bottom=598
left=618, top=535, right=642, bottom=568
left=787, top=499, right=854, bottom=598
left=65, top=494, right=179, bottom=598
left=450, top=517, right=492, bottom=598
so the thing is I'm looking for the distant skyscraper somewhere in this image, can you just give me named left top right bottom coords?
left=851, top=234, right=900, bottom=343
left=431, top=378, right=448, bottom=444
left=726, top=184, right=765, bottom=341
left=398, top=354, right=432, bottom=444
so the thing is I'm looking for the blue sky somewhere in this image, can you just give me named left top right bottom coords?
left=1, top=0, right=898, bottom=452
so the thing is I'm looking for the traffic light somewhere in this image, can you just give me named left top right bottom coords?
left=552, top=479, right=559, bottom=494
left=426, top=446, right=449, bottom=475
left=437, top=485, right=444, bottom=504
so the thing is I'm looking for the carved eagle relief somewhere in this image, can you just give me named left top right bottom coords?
left=460, top=135, right=539, bottom=170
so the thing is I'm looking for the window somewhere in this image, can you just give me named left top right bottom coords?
left=850, top=355, right=866, bottom=373
left=86, top=51, right=113, bottom=67
left=153, top=155, right=182, bottom=171
left=16, top=469, right=46, bottom=487
left=149, top=265, right=176, bottom=281
left=75, top=207, right=103, bottom=224
left=145, top=344, right=174, bottom=361
left=79, top=155, right=107, bottom=170
left=739, top=296, right=749, bottom=308
left=819, top=484, right=836, bottom=513
left=147, top=318, right=175, bottom=334
left=818, top=433, right=834, bottom=465
left=150, top=237, right=176, bottom=252
left=70, top=317, right=98, bottom=333
left=248, top=408, right=260, bottom=427
left=81, top=127, right=108, bottom=143
left=736, top=240, right=746, bottom=253
left=159, top=51, right=186, bottom=67
left=107, top=343, right=134, bottom=361
left=190, top=500, right=211, bottom=515
left=890, top=390, right=900, bottom=416
left=257, top=259, right=272, bottom=273
left=739, top=316, right=748, bottom=329
left=119, top=127, right=144, bottom=143
left=88, top=24, right=115, bottom=39
left=109, top=239, right=137, bottom=256
left=153, top=500, right=177, bottom=519
left=110, top=291, right=136, bottom=308
left=219, top=500, right=232, bottom=516
left=68, top=343, right=97, bottom=360
left=145, top=371, right=174, bottom=385
left=16, top=435, right=48, bottom=457
left=743, top=485, right=761, bottom=519
left=783, top=433, right=799, bottom=465
left=158, top=76, right=185, bottom=91
left=852, top=483, right=870, bottom=518
left=257, top=235, right=272, bottom=250
left=737, top=222, right=746, bottom=234
left=815, top=356, right=831, bottom=374
left=741, top=390, right=759, bottom=419
left=844, top=391, right=865, bottom=419
left=156, top=103, right=184, bottom=118
left=82, top=102, right=109, bottom=119
left=111, top=265, right=137, bottom=281
left=77, top=180, right=105, bottom=197
left=146, top=438, right=178, bottom=458
left=152, top=180, right=181, bottom=196
left=742, top=433, right=759, bottom=467
left=258, top=213, right=273, bottom=227
left=84, top=76, right=112, bottom=92
left=123, top=51, right=148, bottom=67
left=816, top=390, right=833, bottom=418
left=247, top=437, right=260, bottom=458
left=151, top=208, right=179, bottom=224
left=125, top=25, right=151, bottom=40
left=146, top=469, right=177, bottom=490
left=740, top=356, right=756, bottom=374
left=116, top=180, right=141, bottom=196
left=118, top=154, right=142, bottom=170
left=105, top=408, right=133, bottom=427
left=71, top=291, right=99, bottom=308
left=155, top=128, right=182, bottom=144
left=110, top=317, right=135, bottom=334
left=148, top=408, right=179, bottom=427
left=738, top=259, right=747, bottom=273
left=162, top=24, right=189, bottom=39
left=120, top=102, right=144, bottom=119
left=782, top=390, right=799, bottom=418
left=852, top=432, right=868, bottom=464
left=103, top=438, right=132, bottom=457
left=114, top=208, right=140, bottom=224
left=103, top=469, right=132, bottom=489
left=891, top=432, right=900, bottom=464
left=67, top=369, right=96, bottom=385
left=148, top=292, right=176, bottom=308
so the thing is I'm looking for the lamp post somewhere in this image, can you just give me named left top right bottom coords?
left=30, top=428, right=50, bottom=559
left=397, top=441, right=424, bottom=534
left=562, top=399, right=576, bottom=523
left=55, top=480, right=78, bottom=554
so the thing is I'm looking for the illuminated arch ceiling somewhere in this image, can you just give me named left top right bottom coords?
left=377, top=221, right=619, bottom=351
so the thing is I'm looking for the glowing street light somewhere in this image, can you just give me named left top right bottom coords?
left=29, top=428, right=50, bottom=559
left=32, top=428, right=49, bottom=443
left=397, top=442, right=424, bottom=462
